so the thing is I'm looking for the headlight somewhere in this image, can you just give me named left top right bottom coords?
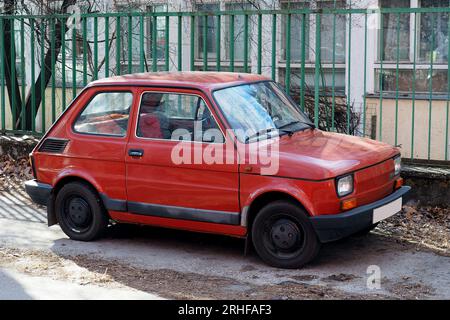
left=336, top=175, right=353, bottom=197
left=394, top=156, right=401, bottom=176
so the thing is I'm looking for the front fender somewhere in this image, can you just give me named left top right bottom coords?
left=243, top=183, right=316, bottom=217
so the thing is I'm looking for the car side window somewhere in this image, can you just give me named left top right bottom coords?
left=73, top=91, right=133, bottom=137
left=137, top=92, right=223, bottom=143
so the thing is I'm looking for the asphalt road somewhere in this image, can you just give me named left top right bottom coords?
left=1, top=186, right=449, bottom=299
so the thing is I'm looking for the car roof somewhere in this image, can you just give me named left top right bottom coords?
left=88, top=71, right=270, bottom=91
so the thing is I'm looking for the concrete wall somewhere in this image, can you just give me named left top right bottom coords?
left=366, top=97, right=450, bottom=161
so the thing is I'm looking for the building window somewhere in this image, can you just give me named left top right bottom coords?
left=279, top=68, right=346, bottom=97
left=225, top=3, right=252, bottom=62
left=280, top=1, right=346, bottom=93
left=120, top=8, right=141, bottom=62
left=376, top=0, right=449, bottom=94
left=418, top=0, right=449, bottom=63
left=118, top=4, right=167, bottom=73
left=146, top=4, right=168, bottom=62
left=319, top=0, right=346, bottom=63
left=375, top=69, right=448, bottom=95
left=281, top=1, right=309, bottom=62
left=196, top=3, right=220, bottom=60
left=379, top=0, right=410, bottom=61
left=13, top=21, right=25, bottom=82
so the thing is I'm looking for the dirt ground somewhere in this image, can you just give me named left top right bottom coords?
left=1, top=177, right=450, bottom=300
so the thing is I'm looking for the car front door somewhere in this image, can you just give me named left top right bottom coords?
left=124, top=88, right=240, bottom=226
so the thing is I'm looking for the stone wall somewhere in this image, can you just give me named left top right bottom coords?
left=0, top=135, right=39, bottom=158
left=402, top=165, right=450, bottom=208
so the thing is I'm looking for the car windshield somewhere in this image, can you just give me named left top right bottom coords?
left=213, top=81, right=314, bottom=143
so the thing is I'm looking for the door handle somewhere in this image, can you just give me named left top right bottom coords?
left=128, top=149, right=144, bottom=157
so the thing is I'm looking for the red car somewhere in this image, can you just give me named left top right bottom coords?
left=25, top=72, right=410, bottom=268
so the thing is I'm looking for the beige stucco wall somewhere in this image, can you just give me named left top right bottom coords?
left=1, top=87, right=80, bottom=133
left=365, top=97, right=450, bottom=161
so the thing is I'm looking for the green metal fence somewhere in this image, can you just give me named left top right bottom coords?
left=0, top=7, right=449, bottom=161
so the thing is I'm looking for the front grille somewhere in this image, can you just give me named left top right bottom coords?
left=38, top=138, right=69, bottom=153
left=355, top=159, right=395, bottom=206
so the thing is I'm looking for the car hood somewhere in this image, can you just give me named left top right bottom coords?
left=245, top=129, right=399, bottom=180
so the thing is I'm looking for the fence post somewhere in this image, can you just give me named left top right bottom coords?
left=203, top=15, right=208, bottom=71
left=116, top=16, right=121, bottom=76
left=20, top=18, right=26, bottom=130
left=285, top=13, right=291, bottom=93
left=190, top=15, right=195, bottom=71
left=394, top=13, right=401, bottom=146
left=165, top=15, right=169, bottom=71
left=331, top=11, right=337, bottom=130
left=178, top=15, right=183, bottom=71
left=51, top=18, right=56, bottom=123
left=362, top=13, right=367, bottom=136
left=378, top=12, right=384, bottom=141
left=243, top=14, right=249, bottom=73
left=257, top=14, right=262, bottom=75
left=216, top=14, right=221, bottom=72
left=93, top=16, right=98, bottom=80
left=271, top=14, right=276, bottom=81
left=61, top=17, right=66, bottom=112
left=314, top=13, right=321, bottom=128
left=0, top=18, right=4, bottom=131
left=139, top=15, right=145, bottom=73
left=71, top=24, right=76, bottom=99
left=346, top=11, right=352, bottom=133
left=229, top=14, right=235, bottom=72
left=446, top=15, right=450, bottom=161
left=40, top=20, right=46, bottom=133
left=94, top=16, right=98, bottom=80
left=31, top=18, right=36, bottom=131
left=127, top=15, right=132, bottom=74
left=82, top=17, right=87, bottom=85
left=300, top=13, right=306, bottom=111
left=10, top=17, right=16, bottom=130
left=428, top=13, right=435, bottom=160
left=411, top=12, right=417, bottom=160
left=105, top=16, right=110, bottom=77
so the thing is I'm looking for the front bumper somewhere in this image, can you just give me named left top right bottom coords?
left=310, top=186, right=411, bottom=243
left=24, top=179, right=52, bottom=206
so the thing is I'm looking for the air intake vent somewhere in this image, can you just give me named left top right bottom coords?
left=39, top=138, right=69, bottom=153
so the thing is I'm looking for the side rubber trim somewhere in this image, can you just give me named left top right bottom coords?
left=127, top=201, right=241, bottom=225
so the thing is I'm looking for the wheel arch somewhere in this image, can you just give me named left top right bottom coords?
left=243, top=190, right=312, bottom=233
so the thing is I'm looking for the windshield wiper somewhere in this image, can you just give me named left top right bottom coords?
left=245, top=128, right=293, bottom=143
left=278, top=120, right=315, bottom=131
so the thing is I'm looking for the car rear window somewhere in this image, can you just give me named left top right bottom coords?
left=73, top=91, right=133, bottom=137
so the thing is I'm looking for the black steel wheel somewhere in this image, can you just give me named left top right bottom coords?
left=62, top=195, right=93, bottom=233
left=55, top=182, right=108, bottom=241
left=252, top=200, right=320, bottom=269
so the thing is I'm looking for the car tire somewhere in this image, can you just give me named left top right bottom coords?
left=251, top=200, right=321, bottom=269
left=55, top=182, right=109, bottom=241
